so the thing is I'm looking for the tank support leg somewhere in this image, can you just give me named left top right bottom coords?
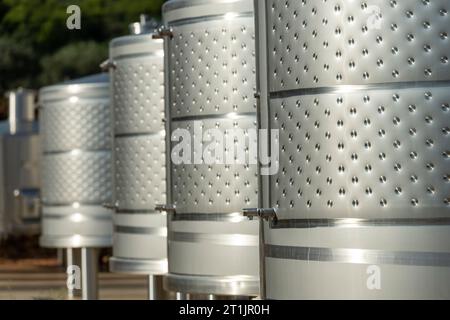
left=81, top=248, right=98, bottom=300
left=148, top=275, right=158, bottom=300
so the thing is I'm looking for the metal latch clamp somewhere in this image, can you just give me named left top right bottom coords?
left=100, top=59, right=117, bottom=71
left=243, top=208, right=277, bottom=222
left=155, top=204, right=176, bottom=213
left=152, top=26, right=174, bottom=39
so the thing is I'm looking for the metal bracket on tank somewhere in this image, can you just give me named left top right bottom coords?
left=99, top=59, right=117, bottom=71
left=243, top=208, right=277, bottom=222
left=152, top=26, right=173, bottom=39
left=155, top=204, right=176, bottom=214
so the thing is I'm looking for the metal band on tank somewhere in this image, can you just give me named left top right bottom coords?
left=116, top=209, right=161, bottom=214
left=114, top=226, right=167, bottom=236
left=43, top=201, right=107, bottom=207
left=39, top=90, right=109, bottom=103
left=170, top=212, right=248, bottom=223
left=169, top=231, right=258, bottom=247
left=269, top=80, right=450, bottom=99
left=114, top=132, right=162, bottom=139
left=265, top=245, right=450, bottom=267
left=43, top=214, right=111, bottom=221
left=43, top=149, right=110, bottom=155
left=112, top=52, right=163, bottom=62
left=171, top=112, right=256, bottom=122
left=167, top=12, right=253, bottom=27
left=270, top=218, right=450, bottom=229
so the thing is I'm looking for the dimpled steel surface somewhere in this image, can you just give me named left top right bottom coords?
left=163, top=0, right=260, bottom=296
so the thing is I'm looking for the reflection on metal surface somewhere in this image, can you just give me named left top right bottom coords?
left=265, top=245, right=450, bottom=267
left=169, top=231, right=258, bottom=247
left=39, top=234, right=111, bottom=248
left=170, top=212, right=247, bottom=223
left=114, top=226, right=167, bottom=237
left=166, top=12, right=254, bottom=27
left=270, top=218, right=450, bottom=229
left=42, top=213, right=111, bottom=221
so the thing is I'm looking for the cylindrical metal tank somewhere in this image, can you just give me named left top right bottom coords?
left=107, top=17, right=168, bottom=275
left=8, top=89, right=37, bottom=134
left=0, top=89, right=40, bottom=237
left=255, top=0, right=450, bottom=299
left=161, top=0, right=260, bottom=296
left=39, top=74, right=113, bottom=249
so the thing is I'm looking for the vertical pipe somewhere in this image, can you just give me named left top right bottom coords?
left=81, top=247, right=98, bottom=300
left=147, top=275, right=157, bottom=300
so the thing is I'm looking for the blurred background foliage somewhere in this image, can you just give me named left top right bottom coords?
left=0, top=0, right=165, bottom=116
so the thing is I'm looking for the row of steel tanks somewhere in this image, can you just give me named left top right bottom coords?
left=35, top=0, right=450, bottom=300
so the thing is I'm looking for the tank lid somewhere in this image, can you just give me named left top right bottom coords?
left=39, top=73, right=109, bottom=102
left=163, top=0, right=253, bottom=24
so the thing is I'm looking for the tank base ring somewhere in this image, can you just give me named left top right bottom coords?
left=109, top=257, right=168, bottom=275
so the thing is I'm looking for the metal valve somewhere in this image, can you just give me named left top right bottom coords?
left=243, top=208, right=277, bottom=222
left=152, top=26, right=173, bottom=39
left=99, top=59, right=117, bottom=71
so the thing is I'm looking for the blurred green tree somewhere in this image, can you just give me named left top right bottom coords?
left=0, top=0, right=165, bottom=115
left=39, top=41, right=108, bottom=84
